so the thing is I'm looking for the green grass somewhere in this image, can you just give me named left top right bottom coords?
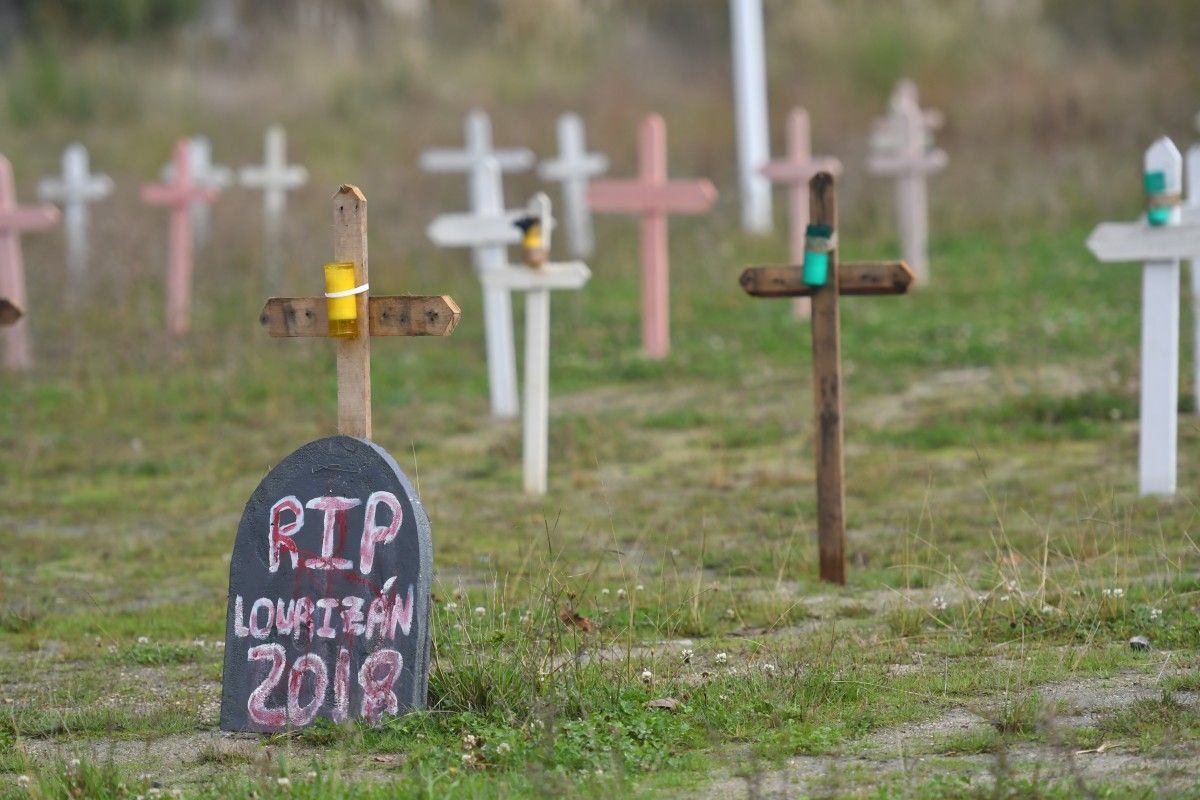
left=4, top=7, right=1200, bottom=798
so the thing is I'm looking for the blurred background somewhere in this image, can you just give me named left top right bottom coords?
left=1, top=0, right=1200, bottom=378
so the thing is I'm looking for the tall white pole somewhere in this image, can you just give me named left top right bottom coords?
left=1140, top=137, right=1181, bottom=496
left=523, top=288, right=551, bottom=495
left=729, top=0, right=772, bottom=233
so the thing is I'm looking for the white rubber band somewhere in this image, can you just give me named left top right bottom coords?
left=325, top=283, right=369, bottom=299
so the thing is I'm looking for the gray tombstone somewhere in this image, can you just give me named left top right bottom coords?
left=220, top=436, right=431, bottom=732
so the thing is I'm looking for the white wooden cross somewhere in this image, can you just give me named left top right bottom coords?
left=36, top=143, right=112, bottom=301
left=239, top=125, right=309, bottom=281
left=1087, top=137, right=1200, bottom=497
left=420, top=111, right=535, bottom=419
left=761, top=108, right=843, bottom=319
left=867, top=81, right=947, bottom=284
left=537, top=113, right=608, bottom=259
left=0, top=155, right=59, bottom=371
left=729, top=0, right=772, bottom=233
left=1184, top=143, right=1200, bottom=417
left=160, top=135, right=232, bottom=248
left=481, top=193, right=590, bottom=495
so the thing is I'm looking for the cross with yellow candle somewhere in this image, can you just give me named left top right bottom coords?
left=259, top=185, right=462, bottom=439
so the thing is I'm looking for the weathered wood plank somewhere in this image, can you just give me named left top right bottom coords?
left=0, top=298, right=21, bottom=326
left=739, top=260, right=914, bottom=298
left=260, top=295, right=462, bottom=338
left=808, top=172, right=847, bottom=586
left=333, top=185, right=371, bottom=440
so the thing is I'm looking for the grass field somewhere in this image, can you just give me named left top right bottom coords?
left=4, top=210, right=1200, bottom=798
left=4, top=3, right=1200, bottom=797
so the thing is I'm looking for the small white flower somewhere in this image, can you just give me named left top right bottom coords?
left=931, top=596, right=948, bottom=611
left=715, top=652, right=728, bottom=664
left=681, top=648, right=694, bottom=663
left=1103, top=588, right=1125, bottom=599
left=976, top=594, right=989, bottom=602
left=461, top=753, right=474, bottom=764
left=1150, top=607, right=1163, bottom=620
left=69, top=758, right=80, bottom=769
left=17, top=775, right=30, bottom=787
left=1000, top=595, right=1010, bottom=602
left=495, top=742, right=511, bottom=755
left=473, top=607, right=486, bottom=617
left=191, top=639, right=205, bottom=648
left=761, top=663, right=777, bottom=674
left=601, top=588, right=610, bottom=596
left=462, top=733, right=480, bottom=749
left=305, top=771, right=318, bottom=779
left=137, top=636, right=150, bottom=644
left=445, top=602, right=458, bottom=611
left=276, top=777, right=290, bottom=787
left=724, top=608, right=736, bottom=619
left=1006, top=579, right=1018, bottom=591
left=616, top=589, right=627, bottom=599
left=635, top=584, right=644, bottom=591
left=1041, top=604, right=1056, bottom=614
left=640, top=669, right=653, bottom=684
left=453, top=623, right=463, bottom=631
left=520, top=613, right=531, bottom=624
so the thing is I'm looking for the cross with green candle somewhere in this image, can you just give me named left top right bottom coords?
left=738, top=172, right=915, bottom=585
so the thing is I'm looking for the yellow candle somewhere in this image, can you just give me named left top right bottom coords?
left=324, top=261, right=359, bottom=338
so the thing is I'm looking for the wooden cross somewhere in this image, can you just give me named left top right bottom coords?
left=537, top=113, right=609, bottom=259
left=0, top=154, right=60, bottom=371
left=1087, top=137, right=1200, bottom=497
left=160, top=136, right=232, bottom=249
left=867, top=81, right=946, bottom=284
left=420, top=111, right=534, bottom=419
left=260, top=185, right=462, bottom=440
left=739, top=172, right=914, bottom=584
left=142, top=139, right=220, bottom=337
left=588, top=114, right=717, bottom=359
left=239, top=125, right=309, bottom=281
left=482, top=194, right=591, bottom=495
left=761, top=107, right=843, bottom=320
left=729, top=0, right=773, bottom=233
left=37, top=143, right=112, bottom=301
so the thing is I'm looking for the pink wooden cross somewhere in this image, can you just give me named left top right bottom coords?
left=588, top=114, right=717, bottom=358
left=141, top=139, right=220, bottom=337
left=0, top=155, right=60, bottom=371
left=761, top=107, right=843, bottom=319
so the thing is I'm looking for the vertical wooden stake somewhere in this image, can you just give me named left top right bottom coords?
left=640, top=116, right=670, bottom=359
left=523, top=288, right=551, bottom=495
left=809, top=173, right=846, bottom=584
left=333, top=185, right=371, bottom=440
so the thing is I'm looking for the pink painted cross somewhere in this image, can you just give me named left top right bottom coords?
left=588, top=114, right=717, bottom=358
left=141, top=139, right=220, bottom=337
left=761, top=107, right=843, bottom=319
left=0, top=155, right=60, bottom=371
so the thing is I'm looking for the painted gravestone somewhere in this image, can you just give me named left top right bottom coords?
left=220, top=436, right=431, bottom=731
